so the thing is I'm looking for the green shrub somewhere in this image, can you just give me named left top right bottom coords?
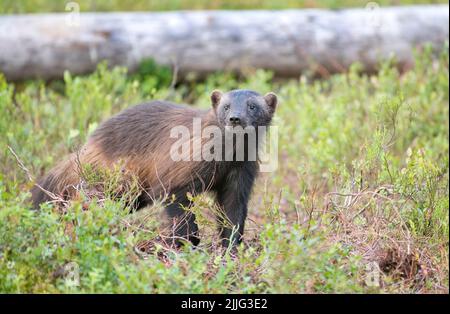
left=0, top=46, right=448, bottom=293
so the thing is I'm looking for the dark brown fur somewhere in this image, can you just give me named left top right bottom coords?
left=31, top=90, right=277, bottom=247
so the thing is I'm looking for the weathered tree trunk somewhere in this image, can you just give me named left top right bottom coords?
left=0, top=5, right=448, bottom=80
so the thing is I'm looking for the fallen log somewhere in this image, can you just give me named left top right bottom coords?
left=0, top=5, right=448, bottom=80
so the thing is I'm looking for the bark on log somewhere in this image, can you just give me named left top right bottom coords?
left=0, top=5, right=448, bottom=80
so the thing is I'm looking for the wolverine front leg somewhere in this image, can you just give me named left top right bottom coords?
left=216, top=163, right=257, bottom=248
left=163, top=195, right=200, bottom=247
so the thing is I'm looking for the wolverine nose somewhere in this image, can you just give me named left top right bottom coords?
left=229, top=116, right=241, bottom=125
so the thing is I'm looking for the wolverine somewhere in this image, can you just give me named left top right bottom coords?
left=31, top=89, right=278, bottom=248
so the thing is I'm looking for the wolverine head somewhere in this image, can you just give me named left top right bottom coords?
left=211, top=89, right=277, bottom=129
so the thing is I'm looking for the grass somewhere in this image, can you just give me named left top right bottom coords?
left=0, top=0, right=448, bottom=14
left=0, top=44, right=448, bottom=293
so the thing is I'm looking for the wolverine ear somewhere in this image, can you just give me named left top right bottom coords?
left=211, top=90, right=222, bottom=109
left=264, top=92, right=278, bottom=114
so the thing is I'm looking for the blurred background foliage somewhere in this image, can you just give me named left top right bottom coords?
left=1, top=0, right=448, bottom=13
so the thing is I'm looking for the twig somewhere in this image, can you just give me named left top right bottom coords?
left=165, top=58, right=179, bottom=101
left=7, top=145, right=67, bottom=205
left=7, top=145, right=34, bottom=182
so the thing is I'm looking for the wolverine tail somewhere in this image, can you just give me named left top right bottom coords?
left=31, top=154, right=81, bottom=209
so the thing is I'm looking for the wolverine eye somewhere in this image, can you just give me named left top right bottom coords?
left=248, top=103, right=256, bottom=110
left=224, top=104, right=230, bottom=111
